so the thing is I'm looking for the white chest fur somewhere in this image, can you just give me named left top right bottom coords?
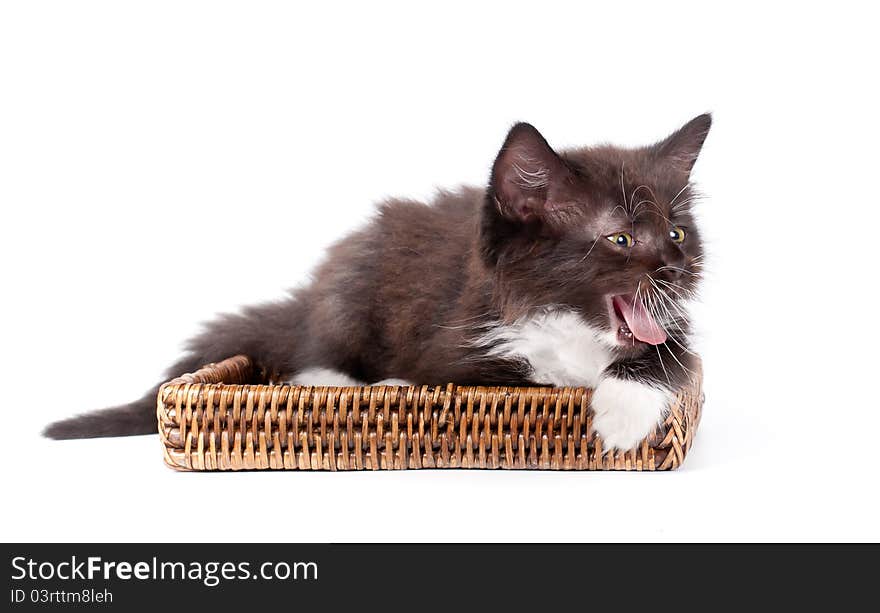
left=475, top=309, right=615, bottom=387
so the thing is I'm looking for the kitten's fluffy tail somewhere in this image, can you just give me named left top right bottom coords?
left=43, top=353, right=205, bottom=439
left=44, top=297, right=305, bottom=440
left=43, top=388, right=161, bottom=439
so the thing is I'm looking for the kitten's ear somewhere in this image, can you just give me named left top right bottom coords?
left=489, top=123, right=573, bottom=223
left=654, top=113, right=712, bottom=178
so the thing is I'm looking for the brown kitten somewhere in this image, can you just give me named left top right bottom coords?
left=46, top=115, right=710, bottom=450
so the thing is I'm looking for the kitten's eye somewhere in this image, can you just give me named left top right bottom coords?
left=669, top=227, right=686, bottom=243
left=606, top=232, right=634, bottom=248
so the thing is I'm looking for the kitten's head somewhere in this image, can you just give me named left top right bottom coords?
left=482, top=114, right=710, bottom=355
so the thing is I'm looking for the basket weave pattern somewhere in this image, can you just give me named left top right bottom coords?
left=158, top=355, right=702, bottom=471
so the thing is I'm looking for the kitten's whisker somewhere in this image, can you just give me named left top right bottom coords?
left=641, top=208, right=675, bottom=226
left=655, top=345, right=672, bottom=387
left=579, top=232, right=605, bottom=264
left=665, top=331, right=698, bottom=357
left=664, top=342, right=697, bottom=380
left=655, top=277, right=691, bottom=292
left=655, top=279, right=695, bottom=302
left=655, top=265, right=699, bottom=277
left=671, top=193, right=701, bottom=211
left=655, top=290, right=699, bottom=320
left=651, top=291, right=689, bottom=345
left=668, top=183, right=691, bottom=209
left=647, top=280, right=696, bottom=354
left=581, top=209, right=628, bottom=264
left=630, top=184, right=660, bottom=213
left=631, top=199, right=660, bottom=220
left=648, top=278, right=689, bottom=325
left=671, top=198, right=698, bottom=213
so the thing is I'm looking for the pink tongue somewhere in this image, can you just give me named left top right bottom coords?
left=613, top=295, right=667, bottom=345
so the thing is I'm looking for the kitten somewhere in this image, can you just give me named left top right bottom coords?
left=45, top=115, right=710, bottom=451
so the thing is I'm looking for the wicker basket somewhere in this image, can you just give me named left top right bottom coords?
left=158, top=355, right=703, bottom=471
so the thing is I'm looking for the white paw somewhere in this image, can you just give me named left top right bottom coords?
left=590, top=377, right=671, bottom=452
left=371, top=378, right=414, bottom=387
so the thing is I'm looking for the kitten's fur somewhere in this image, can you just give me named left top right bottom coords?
left=45, top=115, right=710, bottom=450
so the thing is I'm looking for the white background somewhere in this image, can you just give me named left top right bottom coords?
left=1, top=1, right=878, bottom=542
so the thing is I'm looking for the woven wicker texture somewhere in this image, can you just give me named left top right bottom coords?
left=158, top=355, right=702, bottom=471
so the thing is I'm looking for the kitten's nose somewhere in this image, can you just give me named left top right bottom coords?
left=656, top=252, right=686, bottom=283
left=656, top=267, right=682, bottom=283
